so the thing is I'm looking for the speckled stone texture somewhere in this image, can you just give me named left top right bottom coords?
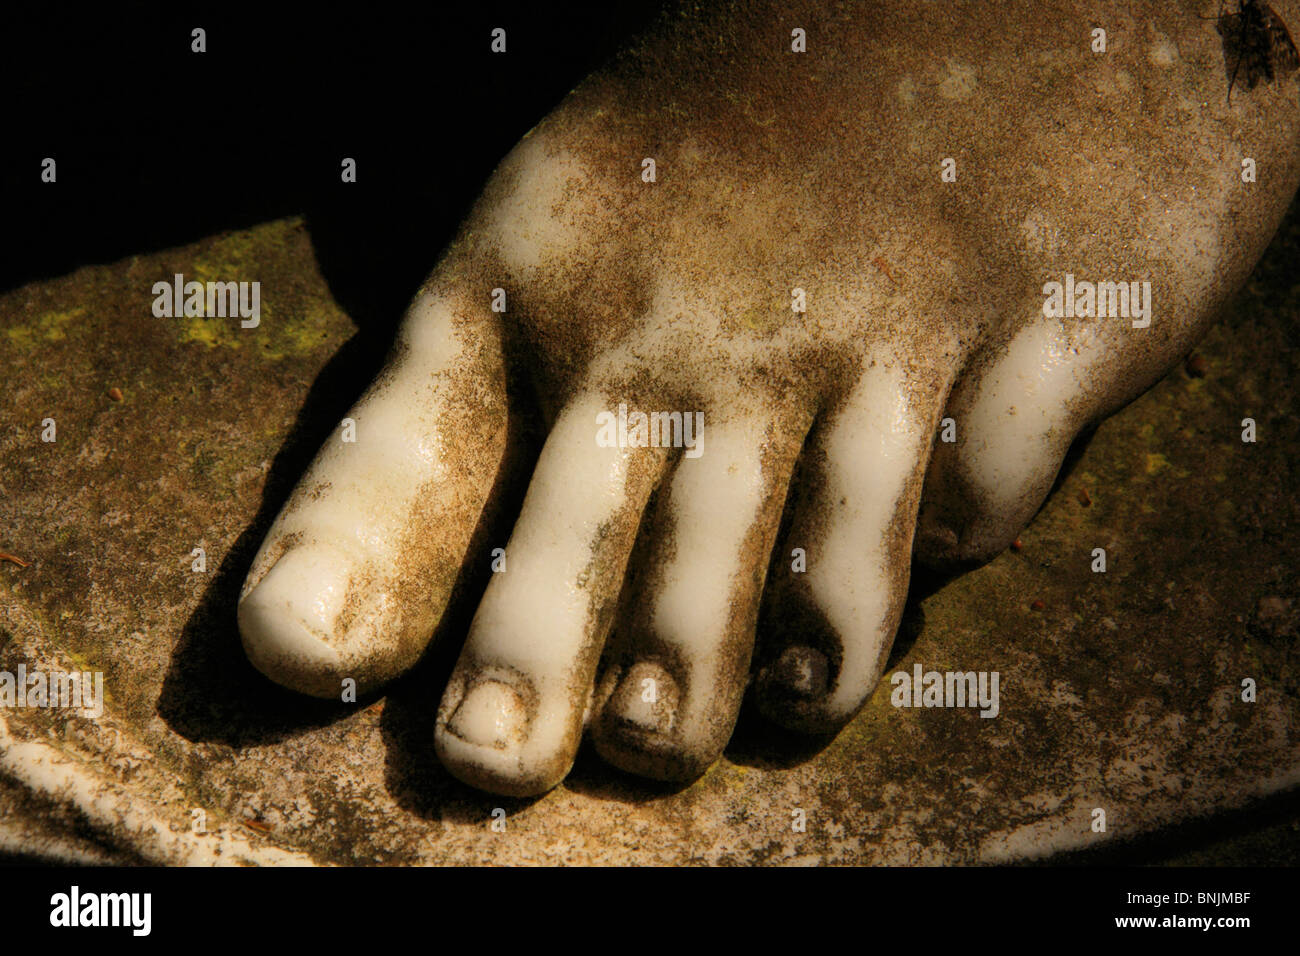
left=1, top=211, right=1297, bottom=865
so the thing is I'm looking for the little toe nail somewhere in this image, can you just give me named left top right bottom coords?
left=770, top=645, right=830, bottom=699
left=918, top=518, right=959, bottom=553
left=447, top=680, right=527, bottom=749
left=610, top=661, right=678, bottom=734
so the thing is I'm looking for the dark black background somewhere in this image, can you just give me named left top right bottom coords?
left=1, top=2, right=666, bottom=326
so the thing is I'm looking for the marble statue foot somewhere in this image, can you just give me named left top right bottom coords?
left=237, top=0, right=1300, bottom=795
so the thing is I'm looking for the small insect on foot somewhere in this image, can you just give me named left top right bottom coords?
left=1212, top=0, right=1300, bottom=104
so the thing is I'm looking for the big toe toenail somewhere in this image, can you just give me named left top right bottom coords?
left=609, top=662, right=678, bottom=734
left=238, top=546, right=351, bottom=696
left=770, top=645, right=830, bottom=699
left=447, top=681, right=527, bottom=749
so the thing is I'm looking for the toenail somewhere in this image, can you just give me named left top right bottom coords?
left=447, top=680, right=527, bottom=749
left=610, top=661, right=677, bottom=734
left=771, top=645, right=830, bottom=699
left=237, top=546, right=358, bottom=696
left=243, top=545, right=351, bottom=634
left=921, top=520, right=959, bottom=553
